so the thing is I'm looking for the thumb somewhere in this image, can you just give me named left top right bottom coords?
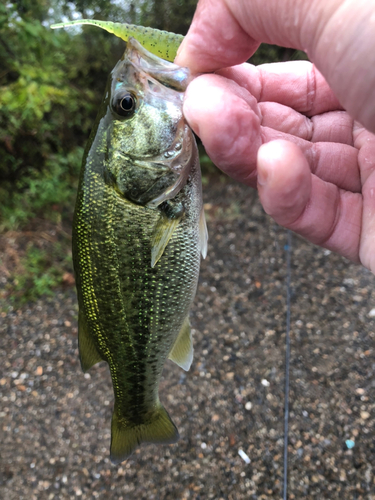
left=175, top=0, right=259, bottom=73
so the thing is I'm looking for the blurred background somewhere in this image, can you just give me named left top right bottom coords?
left=1, top=2, right=375, bottom=499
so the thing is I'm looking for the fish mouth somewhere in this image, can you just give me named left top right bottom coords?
left=126, top=37, right=192, bottom=92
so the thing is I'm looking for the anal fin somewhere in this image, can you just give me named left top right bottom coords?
left=78, top=308, right=103, bottom=372
left=168, top=316, right=193, bottom=371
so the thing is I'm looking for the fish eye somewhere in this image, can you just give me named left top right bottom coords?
left=113, top=92, right=136, bottom=117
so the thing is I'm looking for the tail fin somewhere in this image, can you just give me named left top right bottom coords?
left=110, top=404, right=179, bottom=464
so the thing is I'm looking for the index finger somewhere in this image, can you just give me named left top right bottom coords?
left=175, top=0, right=259, bottom=72
left=218, top=61, right=342, bottom=116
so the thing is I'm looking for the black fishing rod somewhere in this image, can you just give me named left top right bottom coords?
left=283, top=230, right=292, bottom=500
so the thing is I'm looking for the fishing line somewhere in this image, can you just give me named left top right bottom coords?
left=283, top=230, right=292, bottom=500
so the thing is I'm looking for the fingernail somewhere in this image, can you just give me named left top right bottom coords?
left=257, top=144, right=271, bottom=186
left=257, top=164, right=268, bottom=186
left=182, top=91, right=200, bottom=135
left=175, top=39, right=186, bottom=63
left=182, top=95, right=192, bottom=123
left=176, top=41, right=184, bottom=58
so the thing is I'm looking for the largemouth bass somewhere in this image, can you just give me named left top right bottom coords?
left=72, top=37, right=207, bottom=463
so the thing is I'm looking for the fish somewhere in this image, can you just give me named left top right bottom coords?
left=72, top=36, right=207, bottom=464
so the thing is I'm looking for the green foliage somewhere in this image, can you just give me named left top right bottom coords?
left=0, top=1, right=122, bottom=229
left=0, top=147, right=83, bottom=231
left=138, top=0, right=197, bottom=34
left=250, top=43, right=308, bottom=66
left=13, top=246, right=62, bottom=301
left=4, top=236, right=73, bottom=307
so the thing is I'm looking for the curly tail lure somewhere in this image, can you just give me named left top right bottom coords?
left=51, top=19, right=184, bottom=62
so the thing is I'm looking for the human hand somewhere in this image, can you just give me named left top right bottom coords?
left=175, top=0, right=375, bottom=272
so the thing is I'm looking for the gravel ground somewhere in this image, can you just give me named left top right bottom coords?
left=1, top=176, right=375, bottom=499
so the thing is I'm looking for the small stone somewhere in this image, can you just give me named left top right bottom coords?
left=229, top=434, right=236, bottom=447
left=360, top=411, right=370, bottom=420
left=261, top=379, right=270, bottom=387
left=245, top=402, right=252, bottom=410
left=345, top=439, right=355, bottom=449
left=62, top=272, right=75, bottom=286
left=238, top=449, right=251, bottom=464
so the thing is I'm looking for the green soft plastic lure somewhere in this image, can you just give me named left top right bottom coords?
left=51, top=19, right=184, bottom=62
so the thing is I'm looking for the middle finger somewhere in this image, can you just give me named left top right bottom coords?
left=259, top=103, right=354, bottom=145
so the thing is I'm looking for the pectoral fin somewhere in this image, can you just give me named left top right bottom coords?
left=78, top=309, right=103, bottom=372
left=168, top=317, right=193, bottom=371
left=199, top=208, right=208, bottom=259
left=151, top=214, right=181, bottom=268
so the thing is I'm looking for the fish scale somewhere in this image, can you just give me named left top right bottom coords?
left=72, top=37, right=206, bottom=463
